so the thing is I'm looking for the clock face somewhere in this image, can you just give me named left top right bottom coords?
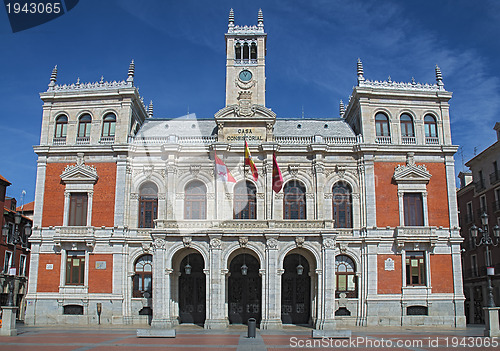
left=239, top=70, right=252, bottom=82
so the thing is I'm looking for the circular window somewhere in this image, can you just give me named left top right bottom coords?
left=297, top=124, right=302, bottom=129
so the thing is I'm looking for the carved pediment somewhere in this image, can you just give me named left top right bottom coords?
left=214, top=104, right=276, bottom=121
left=393, top=153, right=431, bottom=183
left=60, top=154, right=98, bottom=184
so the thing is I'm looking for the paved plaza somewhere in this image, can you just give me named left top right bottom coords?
left=0, top=324, right=499, bottom=350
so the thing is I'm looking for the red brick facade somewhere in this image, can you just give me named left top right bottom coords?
left=374, top=162, right=450, bottom=228
left=430, top=254, right=454, bottom=293
left=42, top=162, right=116, bottom=227
left=88, top=254, right=113, bottom=293
left=37, top=253, right=61, bottom=292
left=377, top=254, right=402, bottom=294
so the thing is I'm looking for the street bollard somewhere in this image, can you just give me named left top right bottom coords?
left=247, top=318, right=256, bottom=338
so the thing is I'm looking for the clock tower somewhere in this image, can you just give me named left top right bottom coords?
left=225, top=9, right=266, bottom=107
left=216, top=9, right=275, bottom=143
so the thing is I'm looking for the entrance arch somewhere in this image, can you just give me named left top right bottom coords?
left=228, top=252, right=261, bottom=325
left=178, top=252, right=206, bottom=325
left=281, top=253, right=311, bottom=325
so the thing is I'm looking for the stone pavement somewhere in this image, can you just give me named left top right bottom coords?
left=0, top=324, right=499, bottom=350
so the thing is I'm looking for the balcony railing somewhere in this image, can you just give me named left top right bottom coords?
left=52, top=137, right=66, bottom=145
left=425, top=136, right=439, bottom=145
left=235, top=59, right=257, bottom=65
left=490, top=171, right=500, bottom=185
left=76, top=136, right=90, bottom=145
left=474, top=180, right=486, bottom=192
left=274, top=136, right=314, bottom=144
left=401, top=136, right=416, bottom=145
left=99, top=136, right=115, bottom=144
left=375, top=136, right=392, bottom=144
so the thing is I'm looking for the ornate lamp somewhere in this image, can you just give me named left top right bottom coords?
left=184, top=254, right=192, bottom=275
left=241, top=252, right=248, bottom=276
left=296, top=254, right=304, bottom=276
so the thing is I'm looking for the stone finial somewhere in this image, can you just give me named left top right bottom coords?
left=127, top=59, right=135, bottom=83
left=48, top=65, right=57, bottom=87
left=435, top=64, right=444, bottom=87
left=357, top=58, right=364, bottom=83
left=148, top=100, right=153, bottom=117
left=228, top=8, right=234, bottom=28
left=258, top=9, right=264, bottom=27
left=339, top=99, right=345, bottom=117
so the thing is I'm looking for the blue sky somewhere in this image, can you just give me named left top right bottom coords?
left=1, top=0, right=499, bottom=203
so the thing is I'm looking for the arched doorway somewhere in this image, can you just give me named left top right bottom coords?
left=228, top=252, right=261, bottom=325
left=179, top=253, right=206, bottom=325
left=281, top=253, right=311, bottom=325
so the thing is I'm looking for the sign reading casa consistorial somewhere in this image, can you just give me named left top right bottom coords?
left=26, top=9, right=465, bottom=330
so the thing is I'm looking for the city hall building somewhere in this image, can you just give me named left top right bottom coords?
left=25, top=10, right=465, bottom=329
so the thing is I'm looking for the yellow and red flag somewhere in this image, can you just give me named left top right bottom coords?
left=244, top=140, right=258, bottom=181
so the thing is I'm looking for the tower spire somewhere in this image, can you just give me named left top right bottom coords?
left=48, top=65, right=57, bottom=88
left=148, top=100, right=153, bottom=118
left=435, top=64, right=444, bottom=88
left=228, top=8, right=234, bottom=30
left=339, top=99, right=345, bottom=117
left=357, top=58, right=364, bottom=84
left=258, top=9, right=264, bottom=29
left=127, top=59, right=135, bottom=85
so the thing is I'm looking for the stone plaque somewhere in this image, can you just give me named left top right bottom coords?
left=46, top=263, right=53, bottom=270
left=224, top=127, right=265, bottom=142
left=96, top=261, right=107, bottom=270
left=384, top=258, right=394, bottom=271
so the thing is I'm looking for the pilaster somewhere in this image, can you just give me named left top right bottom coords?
left=261, top=235, right=282, bottom=329
left=205, top=235, right=229, bottom=329
left=315, top=235, right=336, bottom=330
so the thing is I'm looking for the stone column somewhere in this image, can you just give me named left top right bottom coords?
left=87, top=191, right=93, bottom=226
left=363, top=155, right=377, bottom=228
left=365, top=240, right=379, bottom=325
left=313, top=159, right=326, bottom=220
left=114, top=157, right=127, bottom=227
left=63, top=191, right=70, bottom=226
left=33, top=156, right=47, bottom=228
left=315, top=236, right=336, bottom=330
left=150, top=237, right=172, bottom=328
left=261, top=235, right=282, bottom=329
left=0, top=306, right=18, bottom=336
left=451, top=238, right=466, bottom=327
left=166, top=163, right=176, bottom=220
left=205, top=235, right=228, bottom=329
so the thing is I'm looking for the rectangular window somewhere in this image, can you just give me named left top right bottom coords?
left=480, top=195, right=487, bottom=213
left=19, top=254, right=27, bottom=276
left=5, top=223, right=13, bottom=243
left=69, top=193, right=88, bottom=226
left=479, top=170, right=485, bottom=188
left=467, top=201, right=473, bottom=222
left=3, top=251, right=12, bottom=274
left=406, top=251, right=426, bottom=286
left=485, top=248, right=492, bottom=267
left=471, top=254, right=478, bottom=277
left=403, top=193, right=424, bottom=226
left=65, top=251, right=85, bottom=285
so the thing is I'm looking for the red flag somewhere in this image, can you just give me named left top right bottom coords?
left=244, top=140, right=258, bottom=181
left=272, top=153, right=283, bottom=193
left=215, top=152, right=236, bottom=183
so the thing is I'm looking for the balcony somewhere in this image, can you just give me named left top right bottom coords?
left=401, top=136, right=416, bottom=145
left=53, top=226, right=95, bottom=248
left=394, top=226, right=438, bottom=248
left=375, top=136, right=392, bottom=144
left=490, top=171, right=500, bottom=185
left=152, top=219, right=343, bottom=234
left=474, top=180, right=486, bottom=192
left=52, top=137, right=66, bottom=145
left=425, top=136, right=439, bottom=145
left=76, top=136, right=90, bottom=145
left=99, top=136, right=115, bottom=144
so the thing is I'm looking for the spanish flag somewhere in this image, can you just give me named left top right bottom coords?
left=244, top=140, right=258, bottom=181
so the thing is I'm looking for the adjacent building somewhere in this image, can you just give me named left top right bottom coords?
left=458, top=123, right=500, bottom=324
left=25, top=10, right=465, bottom=328
left=1, top=174, right=32, bottom=319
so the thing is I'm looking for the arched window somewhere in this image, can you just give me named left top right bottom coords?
left=102, top=113, right=116, bottom=137
left=234, top=181, right=257, bottom=219
left=283, top=180, right=306, bottom=220
left=185, top=181, right=207, bottom=219
left=243, top=43, right=249, bottom=60
left=333, top=182, right=352, bottom=228
left=375, top=113, right=390, bottom=137
left=400, top=114, right=414, bottom=137
left=424, top=115, right=438, bottom=143
left=335, top=255, right=357, bottom=298
left=139, top=182, right=158, bottom=228
left=54, top=115, right=68, bottom=138
left=77, top=114, right=91, bottom=138
left=235, top=43, right=241, bottom=60
left=250, top=42, right=257, bottom=60
left=133, top=255, right=152, bottom=298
